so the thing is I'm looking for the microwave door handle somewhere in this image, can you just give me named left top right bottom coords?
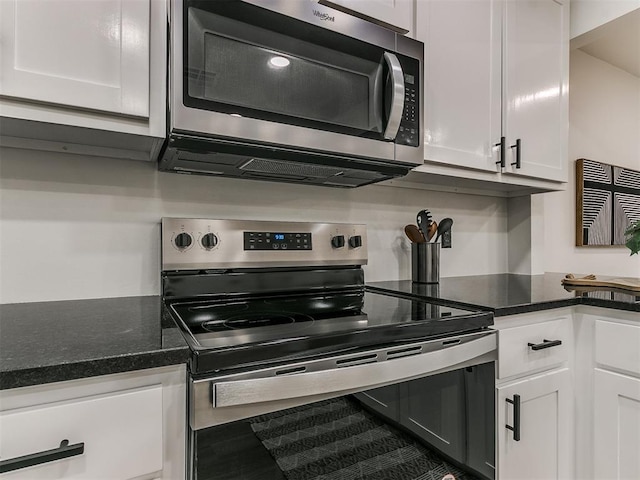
left=382, top=52, right=405, bottom=140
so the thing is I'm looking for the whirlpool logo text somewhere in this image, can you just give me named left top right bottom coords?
left=312, top=10, right=335, bottom=22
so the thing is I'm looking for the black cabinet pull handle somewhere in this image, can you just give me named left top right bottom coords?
left=495, top=136, right=506, bottom=167
left=528, top=339, right=562, bottom=351
left=505, top=394, right=521, bottom=441
left=0, top=439, right=85, bottom=474
left=510, top=138, right=521, bottom=168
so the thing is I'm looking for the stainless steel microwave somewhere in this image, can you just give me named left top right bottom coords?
left=158, top=0, right=424, bottom=188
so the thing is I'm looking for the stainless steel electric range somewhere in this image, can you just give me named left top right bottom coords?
left=162, top=218, right=497, bottom=480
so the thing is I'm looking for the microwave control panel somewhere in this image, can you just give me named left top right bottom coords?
left=397, top=56, right=420, bottom=148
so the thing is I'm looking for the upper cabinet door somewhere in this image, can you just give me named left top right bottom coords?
left=417, top=0, right=502, bottom=173
left=0, top=0, right=150, bottom=118
left=318, top=0, right=413, bottom=34
left=503, top=0, right=568, bottom=182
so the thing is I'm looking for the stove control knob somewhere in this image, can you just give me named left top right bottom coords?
left=174, top=232, right=192, bottom=249
left=331, top=235, right=345, bottom=249
left=349, top=235, right=362, bottom=248
left=201, top=233, right=219, bottom=250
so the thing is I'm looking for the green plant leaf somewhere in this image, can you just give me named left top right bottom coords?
left=625, top=220, right=640, bottom=255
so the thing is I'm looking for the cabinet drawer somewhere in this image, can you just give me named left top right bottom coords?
left=497, top=317, right=570, bottom=379
left=595, top=320, right=640, bottom=376
left=0, top=385, right=162, bottom=479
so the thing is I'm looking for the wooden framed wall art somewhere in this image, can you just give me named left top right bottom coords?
left=576, top=158, right=640, bottom=247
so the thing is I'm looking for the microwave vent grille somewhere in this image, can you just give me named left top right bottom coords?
left=240, top=158, right=344, bottom=179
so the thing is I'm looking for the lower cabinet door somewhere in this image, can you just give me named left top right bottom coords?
left=0, top=385, right=163, bottom=479
left=466, top=363, right=496, bottom=479
left=593, top=369, right=640, bottom=480
left=399, top=369, right=467, bottom=463
left=497, top=368, right=572, bottom=479
left=354, top=384, right=401, bottom=421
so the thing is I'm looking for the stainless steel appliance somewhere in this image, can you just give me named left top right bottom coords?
left=162, top=218, right=496, bottom=480
left=159, top=0, right=424, bottom=188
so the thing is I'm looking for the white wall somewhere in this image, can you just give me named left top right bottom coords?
left=0, top=148, right=508, bottom=304
left=542, top=49, right=640, bottom=277
left=570, top=0, right=640, bottom=38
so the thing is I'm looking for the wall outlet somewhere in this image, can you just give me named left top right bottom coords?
left=442, top=229, right=452, bottom=248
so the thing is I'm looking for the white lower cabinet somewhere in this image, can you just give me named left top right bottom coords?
left=593, top=369, right=640, bottom=480
left=493, top=310, right=574, bottom=480
left=497, top=368, right=573, bottom=480
left=0, top=365, right=186, bottom=480
left=590, top=312, right=640, bottom=480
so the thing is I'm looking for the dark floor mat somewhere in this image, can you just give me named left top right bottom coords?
left=249, top=397, right=479, bottom=480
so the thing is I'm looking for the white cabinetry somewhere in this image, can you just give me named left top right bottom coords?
left=493, top=311, right=574, bottom=480
left=593, top=370, right=640, bottom=480
left=418, top=0, right=501, bottom=174
left=592, top=314, right=640, bottom=480
left=0, top=0, right=166, bottom=161
left=410, top=0, right=568, bottom=194
left=318, top=0, right=414, bottom=34
left=497, top=368, right=572, bottom=479
left=0, top=0, right=149, bottom=117
left=0, top=365, right=185, bottom=480
left=502, top=0, right=567, bottom=182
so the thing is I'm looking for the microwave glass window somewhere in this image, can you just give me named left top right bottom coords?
left=187, top=7, right=388, bottom=136
left=202, top=35, right=373, bottom=130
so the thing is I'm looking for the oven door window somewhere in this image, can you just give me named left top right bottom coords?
left=190, top=364, right=495, bottom=480
left=184, top=2, right=417, bottom=141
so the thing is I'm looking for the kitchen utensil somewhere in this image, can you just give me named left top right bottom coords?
left=427, top=221, right=438, bottom=242
left=404, top=224, right=426, bottom=243
left=434, top=218, right=453, bottom=243
left=416, top=210, right=432, bottom=238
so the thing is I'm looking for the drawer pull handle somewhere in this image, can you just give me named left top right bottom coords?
left=505, top=394, right=521, bottom=441
left=0, top=439, right=84, bottom=474
left=528, top=339, right=562, bottom=351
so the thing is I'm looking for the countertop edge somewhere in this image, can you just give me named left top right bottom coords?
left=366, top=284, right=639, bottom=316
left=0, top=347, right=191, bottom=391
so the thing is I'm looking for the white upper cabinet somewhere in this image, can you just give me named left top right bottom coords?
left=0, top=0, right=150, bottom=117
left=413, top=0, right=569, bottom=189
left=418, top=0, right=502, bottom=173
left=0, top=0, right=166, bottom=161
left=318, top=0, right=414, bottom=34
left=503, top=0, right=568, bottom=182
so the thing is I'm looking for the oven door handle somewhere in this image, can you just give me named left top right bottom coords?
left=382, top=52, right=405, bottom=141
left=212, top=332, right=496, bottom=408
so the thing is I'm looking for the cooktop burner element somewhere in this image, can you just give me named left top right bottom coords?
left=161, top=218, right=493, bottom=374
left=206, top=311, right=315, bottom=331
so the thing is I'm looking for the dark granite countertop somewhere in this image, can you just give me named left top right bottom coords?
left=368, top=273, right=640, bottom=316
left=3, top=274, right=637, bottom=390
left=0, top=296, right=189, bottom=390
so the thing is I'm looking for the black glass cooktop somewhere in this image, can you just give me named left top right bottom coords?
left=167, top=288, right=493, bottom=374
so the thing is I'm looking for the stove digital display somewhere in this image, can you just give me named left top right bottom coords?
left=244, top=231, right=312, bottom=250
